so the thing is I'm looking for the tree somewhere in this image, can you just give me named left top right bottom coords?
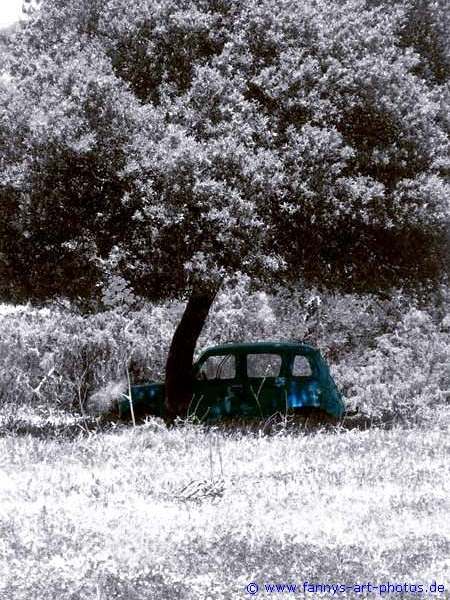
left=1, top=0, right=448, bottom=419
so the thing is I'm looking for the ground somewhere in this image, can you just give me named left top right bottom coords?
left=0, top=407, right=448, bottom=600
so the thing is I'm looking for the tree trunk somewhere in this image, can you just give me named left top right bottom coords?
left=164, top=284, right=220, bottom=421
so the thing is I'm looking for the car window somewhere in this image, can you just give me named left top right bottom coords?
left=198, top=354, right=235, bottom=380
left=292, top=354, right=313, bottom=377
left=247, top=353, right=282, bottom=377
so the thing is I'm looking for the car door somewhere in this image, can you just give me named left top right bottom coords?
left=192, top=352, right=244, bottom=420
left=286, top=352, right=322, bottom=411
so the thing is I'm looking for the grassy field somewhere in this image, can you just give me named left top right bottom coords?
left=0, top=408, right=449, bottom=600
left=0, top=292, right=448, bottom=598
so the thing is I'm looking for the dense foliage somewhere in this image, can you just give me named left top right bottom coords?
left=1, top=283, right=448, bottom=423
left=0, top=0, right=448, bottom=415
left=0, top=0, right=448, bottom=303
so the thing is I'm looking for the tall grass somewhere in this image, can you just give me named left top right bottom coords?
left=0, top=419, right=448, bottom=599
left=0, top=284, right=448, bottom=598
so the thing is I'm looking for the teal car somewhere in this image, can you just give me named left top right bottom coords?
left=120, top=342, right=345, bottom=422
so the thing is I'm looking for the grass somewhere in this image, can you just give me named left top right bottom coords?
left=0, top=408, right=449, bottom=599
left=0, top=281, right=448, bottom=598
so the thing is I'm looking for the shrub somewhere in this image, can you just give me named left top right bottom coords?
left=0, top=280, right=448, bottom=424
left=333, top=307, right=450, bottom=422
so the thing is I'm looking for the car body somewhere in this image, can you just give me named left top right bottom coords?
left=119, top=341, right=345, bottom=421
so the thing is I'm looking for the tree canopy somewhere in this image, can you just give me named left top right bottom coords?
left=1, top=0, right=448, bottom=303
left=0, top=0, right=448, bottom=414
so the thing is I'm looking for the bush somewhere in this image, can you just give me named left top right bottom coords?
left=333, top=307, right=450, bottom=422
left=0, top=280, right=448, bottom=424
left=0, top=302, right=181, bottom=411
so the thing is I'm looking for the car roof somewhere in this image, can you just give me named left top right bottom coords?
left=199, top=341, right=319, bottom=356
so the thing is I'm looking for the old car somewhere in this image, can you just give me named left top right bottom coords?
left=119, top=341, right=345, bottom=422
